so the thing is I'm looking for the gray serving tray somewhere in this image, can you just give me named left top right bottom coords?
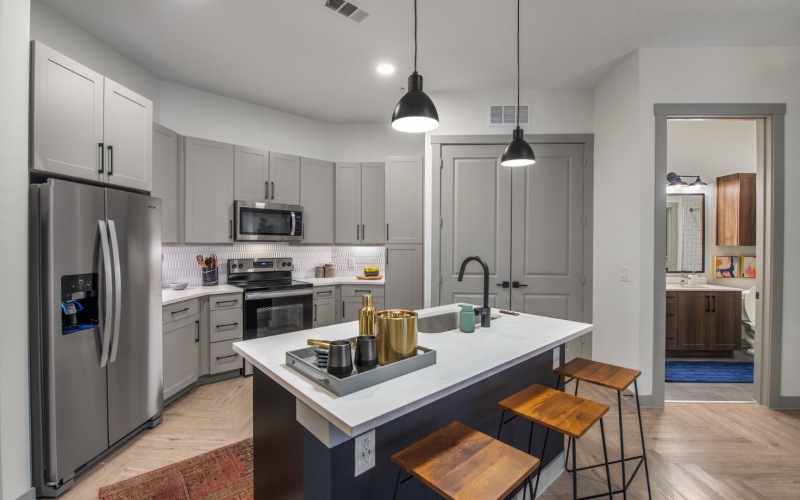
left=285, top=344, right=437, bottom=397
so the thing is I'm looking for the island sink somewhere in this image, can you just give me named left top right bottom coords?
left=417, top=311, right=501, bottom=333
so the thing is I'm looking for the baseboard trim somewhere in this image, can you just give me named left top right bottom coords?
left=15, top=487, right=36, bottom=500
left=780, top=396, right=800, bottom=409
left=511, top=451, right=565, bottom=499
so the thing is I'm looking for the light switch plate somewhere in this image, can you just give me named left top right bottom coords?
left=354, top=429, right=375, bottom=476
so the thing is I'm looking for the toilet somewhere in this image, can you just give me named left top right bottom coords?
left=742, top=287, right=756, bottom=355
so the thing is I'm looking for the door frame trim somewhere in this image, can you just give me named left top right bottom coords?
left=430, top=134, right=595, bottom=350
left=653, top=103, right=786, bottom=408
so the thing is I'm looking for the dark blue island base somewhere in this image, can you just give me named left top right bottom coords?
left=253, top=348, right=565, bottom=499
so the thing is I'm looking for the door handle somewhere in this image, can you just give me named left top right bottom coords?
left=215, top=322, right=239, bottom=329
left=705, top=296, right=710, bottom=312
left=362, top=224, right=365, bottom=241
left=497, top=281, right=510, bottom=288
left=107, top=145, right=114, bottom=175
left=216, top=354, right=239, bottom=361
left=711, top=295, right=716, bottom=312
left=342, top=301, right=345, bottom=318
left=171, top=307, right=189, bottom=315
left=107, top=220, right=122, bottom=363
left=195, top=320, right=200, bottom=343
left=271, top=182, right=275, bottom=200
left=97, top=221, right=113, bottom=368
left=229, top=220, right=233, bottom=240
left=356, top=224, right=360, bottom=241
left=386, top=223, right=389, bottom=240
left=314, top=304, right=317, bottom=323
left=98, top=143, right=104, bottom=174
left=512, top=281, right=528, bottom=288
left=265, top=181, right=269, bottom=199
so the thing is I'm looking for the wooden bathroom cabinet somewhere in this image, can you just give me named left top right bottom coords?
left=668, top=290, right=741, bottom=353
left=716, top=173, right=756, bottom=246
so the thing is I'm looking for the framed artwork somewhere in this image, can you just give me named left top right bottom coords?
left=741, top=255, right=756, bottom=278
left=714, top=255, right=739, bottom=278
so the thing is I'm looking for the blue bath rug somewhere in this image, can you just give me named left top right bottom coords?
left=665, top=361, right=754, bottom=383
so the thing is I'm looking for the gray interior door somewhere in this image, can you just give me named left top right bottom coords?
left=106, top=189, right=163, bottom=445
left=440, top=145, right=512, bottom=310
left=41, top=180, right=109, bottom=481
left=510, top=144, right=585, bottom=321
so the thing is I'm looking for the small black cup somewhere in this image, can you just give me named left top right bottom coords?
left=327, top=340, right=353, bottom=376
left=354, top=335, right=378, bottom=371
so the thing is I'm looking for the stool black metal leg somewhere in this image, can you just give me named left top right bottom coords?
left=497, top=409, right=506, bottom=440
left=564, top=379, right=580, bottom=472
left=634, top=380, right=653, bottom=499
left=393, top=467, right=401, bottom=500
left=600, top=418, right=613, bottom=498
left=527, top=474, right=534, bottom=500
left=527, top=420, right=535, bottom=455
left=572, top=435, right=578, bottom=500
left=617, top=390, right=627, bottom=500
left=532, top=427, right=551, bottom=499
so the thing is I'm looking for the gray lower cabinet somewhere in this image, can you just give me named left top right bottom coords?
left=184, top=137, right=234, bottom=243
left=152, top=123, right=181, bottom=243
left=162, top=303, right=199, bottom=401
left=340, top=285, right=384, bottom=323
left=300, top=158, right=335, bottom=244
left=385, top=245, right=423, bottom=311
left=313, top=286, right=337, bottom=328
left=335, top=162, right=385, bottom=244
left=208, top=293, right=243, bottom=374
left=385, top=156, right=423, bottom=244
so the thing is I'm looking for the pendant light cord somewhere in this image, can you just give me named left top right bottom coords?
left=414, top=0, right=418, bottom=72
left=516, top=0, right=520, bottom=128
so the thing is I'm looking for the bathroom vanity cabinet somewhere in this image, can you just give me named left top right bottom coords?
left=667, top=290, right=741, bottom=353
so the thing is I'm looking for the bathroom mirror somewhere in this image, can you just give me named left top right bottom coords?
left=666, top=194, right=705, bottom=273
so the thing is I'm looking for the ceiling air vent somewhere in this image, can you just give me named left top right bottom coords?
left=488, top=104, right=529, bottom=126
left=324, top=0, right=371, bottom=24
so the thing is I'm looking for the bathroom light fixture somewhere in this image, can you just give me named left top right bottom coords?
left=500, top=0, right=535, bottom=167
left=667, top=172, right=707, bottom=187
left=391, top=0, right=439, bottom=133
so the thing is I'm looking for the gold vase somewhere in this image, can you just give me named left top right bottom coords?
left=358, top=294, right=376, bottom=336
left=376, top=310, right=418, bottom=365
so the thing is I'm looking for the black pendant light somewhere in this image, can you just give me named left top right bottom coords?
left=501, top=0, right=535, bottom=167
left=391, top=0, right=439, bottom=133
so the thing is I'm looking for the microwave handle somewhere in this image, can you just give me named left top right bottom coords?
left=291, top=212, right=296, bottom=235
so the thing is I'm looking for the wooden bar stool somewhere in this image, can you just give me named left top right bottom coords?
left=497, top=384, right=613, bottom=500
left=554, top=357, right=652, bottom=499
left=391, top=421, right=540, bottom=500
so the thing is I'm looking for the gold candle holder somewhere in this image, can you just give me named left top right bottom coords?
left=376, top=310, right=418, bottom=365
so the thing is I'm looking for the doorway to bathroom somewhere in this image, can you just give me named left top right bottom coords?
left=653, top=104, right=786, bottom=408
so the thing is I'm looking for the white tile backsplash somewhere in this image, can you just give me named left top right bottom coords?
left=161, top=243, right=384, bottom=287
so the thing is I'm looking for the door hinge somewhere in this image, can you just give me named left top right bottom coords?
left=583, top=156, right=586, bottom=167
left=440, top=217, right=443, bottom=229
left=582, top=215, right=587, bottom=227
left=439, top=274, right=443, bottom=285
left=582, top=275, right=586, bottom=286
left=756, top=292, right=760, bottom=299
left=440, top=158, right=444, bottom=170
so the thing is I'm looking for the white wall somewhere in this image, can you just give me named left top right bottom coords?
left=667, top=119, right=758, bottom=289
left=0, top=0, right=33, bottom=497
left=592, top=46, right=800, bottom=399
left=30, top=0, right=160, bottom=118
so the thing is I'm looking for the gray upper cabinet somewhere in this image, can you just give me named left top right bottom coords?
left=385, top=156, right=424, bottom=244
left=300, top=158, right=335, bottom=244
left=335, top=163, right=362, bottom=244
left=152, top=124, right=181, bottom=243
left=361, top=162, right=386, bottom=244
left=31, top=41, right=152, bottom=191
left=386, top=245, right=423, bottom=311
left=268, top=152, right=301, bottom=205
left=335, top=162, right=385, bottom=245
left=102, top=78, right=152, bottom=191
left=234, top=146, right=269, bottom=202
left=185, top=137, right=234, bottom=243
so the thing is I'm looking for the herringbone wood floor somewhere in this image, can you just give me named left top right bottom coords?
left=61, top=376, right=800, bottom=499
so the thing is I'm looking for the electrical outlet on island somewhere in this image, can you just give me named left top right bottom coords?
left=354, top=429, right=375, bottom=476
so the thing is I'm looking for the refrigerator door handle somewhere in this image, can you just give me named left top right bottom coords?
left=107, top=220, right=123, bottom=363
left=98, top=220, right=113, bottom=368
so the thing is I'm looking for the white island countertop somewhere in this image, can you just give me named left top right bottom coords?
left=161, top=284, right=242, bottom=305
left=666, top=284, right=746, bottom=292
left=233, top=304, right=591, bottom=438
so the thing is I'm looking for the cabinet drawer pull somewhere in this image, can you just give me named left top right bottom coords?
left=195, top=320, right=200, bottom=343
left=215, top=300, right=238, bottom=306
left=316, top=291, right=332, bottom=297
left=354, top=289, right=372, bottom=294
left=342, top=301, right=345, bottom=318
left=98, top=143, right=104, bottom=173
left=215, top=322, right=239, bottom=329
left=216, top=354, right=239, bottom=361
left=271, top=182, right=275, bottom=200
left=107, top=145, right=114, bottom=175
left=711, top=295, right=716, bottom=312
left=314, top=304, right=317, bottom=323
left=265, top=181, right=269, bottom=199
left=362, top=224, right=365, bottom=240
left=705, top=296, right=710, bottom=312
left=171, top=308, right=189, bottom=315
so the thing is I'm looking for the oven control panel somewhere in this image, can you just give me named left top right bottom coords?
left=228, top=258, right=294, bottom=273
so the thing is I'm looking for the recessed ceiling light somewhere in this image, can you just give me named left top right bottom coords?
left=376, top=64, right=395, bottom=75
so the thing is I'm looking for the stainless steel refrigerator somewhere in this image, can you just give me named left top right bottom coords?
left=29, top=179, right=163, bottom=497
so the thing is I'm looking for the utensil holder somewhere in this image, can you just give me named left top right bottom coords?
left=202, top=267, right=218, bottom=286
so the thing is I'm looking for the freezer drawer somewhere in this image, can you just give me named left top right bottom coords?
left=210, top=339, right=243, bottom=375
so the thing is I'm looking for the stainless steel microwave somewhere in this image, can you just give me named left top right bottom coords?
left=234, top=201, right=303, bottom=241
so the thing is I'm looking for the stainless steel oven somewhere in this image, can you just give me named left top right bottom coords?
left=228, top=258, right=313, bottom=375
left=234, top=201, right=303, bottom=242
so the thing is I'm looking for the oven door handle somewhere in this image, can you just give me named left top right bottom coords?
left=245, top=289, right=313, bottom=301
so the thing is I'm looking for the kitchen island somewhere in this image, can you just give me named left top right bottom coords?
left=234, top=304, right=592, bottom=499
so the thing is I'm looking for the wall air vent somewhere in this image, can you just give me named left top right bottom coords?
left=324, top=0, right=371, bottom=24
left=488, top=104, right=529, bottom=126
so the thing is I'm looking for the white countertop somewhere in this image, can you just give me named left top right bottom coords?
left=299, top=276, right=385, bottom=286
left=161, top=284, right=242, bottom=305
left=666, top=284, right=746, bottom=292
left=233, top=304, right=592, bottom=437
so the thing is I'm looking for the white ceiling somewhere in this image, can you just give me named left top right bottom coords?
left=42, top=0, right=800, bottom=124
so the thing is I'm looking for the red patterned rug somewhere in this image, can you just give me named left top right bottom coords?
left=99, top=439, right=253, bottom=499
